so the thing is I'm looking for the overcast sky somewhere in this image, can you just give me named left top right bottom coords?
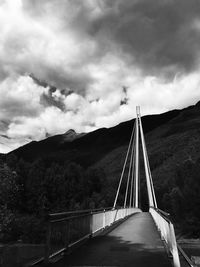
left=1, top=0, right=200, bottom=153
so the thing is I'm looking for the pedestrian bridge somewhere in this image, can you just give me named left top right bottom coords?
left=52, top=212, right=174, bottom=267
left=38, top=107, right=194, bottom=267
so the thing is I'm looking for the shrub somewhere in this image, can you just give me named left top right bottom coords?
left=14, top=215, right=46, bottom=243
left=0, top=205, right=17, bottom=242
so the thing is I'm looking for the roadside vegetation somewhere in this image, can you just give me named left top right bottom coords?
left=0, top=154, right=114, bottom=243
left=1, top=152, right=200, bottom=243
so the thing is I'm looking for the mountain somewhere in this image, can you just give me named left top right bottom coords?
left=9, top=108, right=182, bottom=166
left=93, top=101, right=200, bottom=193
left=8, top=100, right=200, bottom=188
left=61, top=129, right=85, bottom=142
left=5, top=101, right=200, bottom=236
left=0, top=153, right=5, bottom=161
left=0, top=134, right=11, bottom=154
left=8, top=100, right=200, bottom=193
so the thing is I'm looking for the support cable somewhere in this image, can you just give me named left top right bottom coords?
left=131, top=162, right=135, bottom=207
left=140, top=116, right=157, bottom=208
left=144, top=142, right=158, bottom=208
left=133, top=160, right=136, bottom=207
left=129, top=132, right=136, bottom=207
left=138, top=156, right=141, bottom=208
left=113, top=121, right=135, bottom=209
left=124, top=122, right=136, bottom=208
left=134, top=116, right=139, bottom=208
left=138, top=112, right=154, bottom=207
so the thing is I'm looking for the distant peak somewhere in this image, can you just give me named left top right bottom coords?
left=61, top=129, right=78, bottom=142
left=61, top=129, right=85, bottom=143
left=63, top=129, right=84, bottom=142
left=64, top=129, right=76, bottom=135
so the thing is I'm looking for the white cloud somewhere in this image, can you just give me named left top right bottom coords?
left=64, top=93, right=87, bottom=111
left=1, top=0, right=200, bottom=153
left=0, top=75, right=47, bottom=120
left=1, top=58, right=200, bottom=153
left=0, top=0, right=97, bottom=89
left=1, top=63, right=200, bottom=153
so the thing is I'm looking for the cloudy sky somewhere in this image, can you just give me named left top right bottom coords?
left=1, top=0, right=200, bottom=153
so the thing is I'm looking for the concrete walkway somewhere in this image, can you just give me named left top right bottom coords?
left=53, top=212, right=171, bottom=267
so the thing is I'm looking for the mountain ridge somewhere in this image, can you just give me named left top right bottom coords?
left=9, top=107, right=184, bottom=166
left=4, top=100, right=200, bottom=236
left=8, top=101, right=200, bottom=175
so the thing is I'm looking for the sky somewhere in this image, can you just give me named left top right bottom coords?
left=1, top=0, right=200, bottom=153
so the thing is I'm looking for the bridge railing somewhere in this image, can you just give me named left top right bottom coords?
left=44, top=207, right=141, bottom=263
left=149, top=207, right=180, bottom=267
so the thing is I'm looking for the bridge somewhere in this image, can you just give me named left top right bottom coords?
left=35, top=107, right=194, bottom=267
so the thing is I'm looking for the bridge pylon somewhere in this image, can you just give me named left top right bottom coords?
left=113, top=106, right=157, bottom=210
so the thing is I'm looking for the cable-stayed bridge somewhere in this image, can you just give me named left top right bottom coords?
left=36, top=107, right=194, bottom=267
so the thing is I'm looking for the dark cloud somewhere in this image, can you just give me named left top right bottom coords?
left=0, top=120, right=9, bottom=133
left=122, top=86, right=128, bottom=95
left=89, top=98, right=100, bottom=103
left=3, top=0, right=200, bottom=86
left=30, top=74, right=71, bottom=111
left=120, top=86, right=128, bottom=105
left=0, top=134, right=10, bottom=139
left=40, top=93, right=65, bottom=111
left=11, top=0, right=200, bottom=86
left=120, top=98, right=128, bottom=106
left=0, top=0, right=96, bottom=94
left=87, top=0, right=200, bottom=78
left=39, top=66, right=93, bottom=94
left=1, top=0, right=200, bottom=152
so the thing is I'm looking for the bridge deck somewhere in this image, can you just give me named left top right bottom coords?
left=52, top=212, right=171, bottom=267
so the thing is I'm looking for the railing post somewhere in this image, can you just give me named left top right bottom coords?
left=44, top=221, right=51, bottom=264
left=169, top=222, right=181, bottom=267
left=90, top=211, right=93, bottom=237
left=150, top=208, right=181, bottom=267
left=103, top=209, right=106, bottom=228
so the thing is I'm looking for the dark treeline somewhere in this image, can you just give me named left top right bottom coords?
left=0, top=153, right=200, bottom=243
left=0, top=154, right=116, bottom=243
left=160, top=158, right=200, bottom=237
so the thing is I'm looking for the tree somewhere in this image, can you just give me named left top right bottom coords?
left=0, top=164, right=20, bottom=210
left=0, top=163, right=20, bottom=241
left=169, top=187, right=184, bottom=219
left=25, top=159, right=46, bottom=213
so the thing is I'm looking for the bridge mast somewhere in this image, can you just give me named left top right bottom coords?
left=113, top=106, right=158, bottom=209
left=134, top=106, right=140, bottom=208
left=137, top=107, right=157, bottom=208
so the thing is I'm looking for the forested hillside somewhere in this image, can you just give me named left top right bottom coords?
left=1, top=102, right=200, bottom=243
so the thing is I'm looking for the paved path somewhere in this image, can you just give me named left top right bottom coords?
left=53, top=212, right=171, bottom=267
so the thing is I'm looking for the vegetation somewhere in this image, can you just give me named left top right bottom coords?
left=162, top=159, right=200, bottom=237
left=0, top=155, right=116, bottom=243
left=1, top=152, right=200, bottom=242
left=1, top=103, right=200, bottom=242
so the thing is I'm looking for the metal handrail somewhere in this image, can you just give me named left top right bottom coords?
left=150, top=207, right=196, bottom=267
left=150, top=207, right=171, bottom=222
left=150, top=207, right=180, bottom=267
left=50, top=213, right=91, bottom=223
left=44, top=207, right=141, bottom=263
left=177, top=244, right=196, bottom=267
left=155, top=208, right=170, bottom=218
left=49, top=207, right=113, bottom=220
